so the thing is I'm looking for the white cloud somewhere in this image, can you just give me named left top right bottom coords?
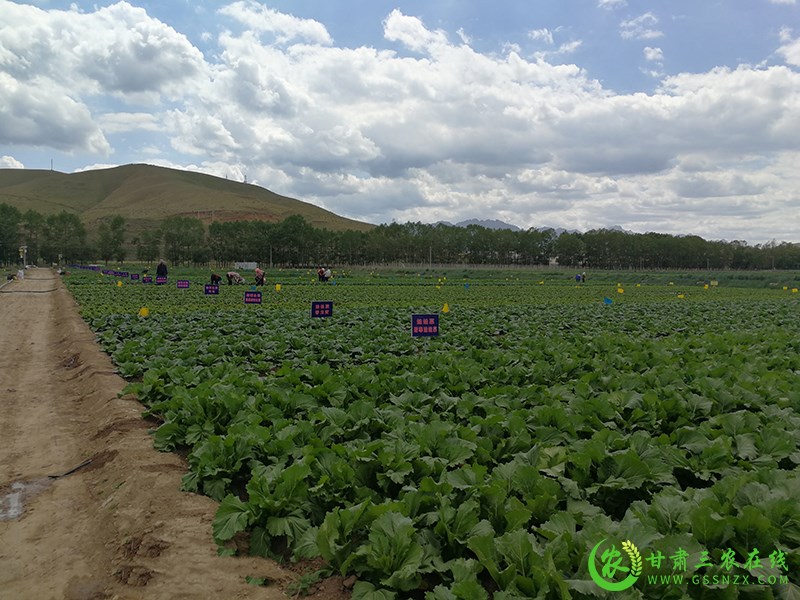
left=383, top=9, right=449, bottom=53
left=644, top=47, right=664, bottom=62
left=529, top=28, right=555, bottom=45
left=1, top=3, right=799, bottom=242
left=98, top=112, right=161, bottom=133
left=0, top=72, right=110, bottom=154
left=598, top=0, right=627, bottom=8
left=777, top=29, right=800, bottom=66
left=218, top=1, right=332, bottom=45
left=557, top=40, right=583, bottom=55
left=769, top=0, right=796, bottom=4
left=620, top=13, right=663, bottom=40
left=1, top=155, right=24, bottom=168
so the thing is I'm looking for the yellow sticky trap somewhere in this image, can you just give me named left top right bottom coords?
left=635, top=283, right=641, bottom=287
left=117, top=280, right=123, bottom=287
left=783, top=286, right=788, bottom=291
left=442, top=303, right=449, bottom=313
left=617, top=288, right=624, bottom=294
left=704, top=284, right=709, bottom=289
left=275, top=283, right=282, bottom=292
left=677, top=294, right=685, bottom=299
left=538, top=280, right=544, bottom=285
left=793, top=288, right=798, bottom=294
left=138, top=307, right=149, bottom=317
left=669, top=282, right=675, bottom=286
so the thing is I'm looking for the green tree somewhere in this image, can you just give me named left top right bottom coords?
left=554, top=232, right=585, bottom=267
left=161, top=216, right=205, bottom=265
left=0, top=203, right=22, bottom=265
left=42, top=212, right=88, bottom=263
left=110, top=215, right=126, bottom=262
left=20, top=210, right=46, bottom=265
left=97, top=224, right=114, bottom=263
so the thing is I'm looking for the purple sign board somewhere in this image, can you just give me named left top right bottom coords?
left=119, top=271, right=129, bottom=278
left=142, top=276, right=153, bottom=284
left=177, top=280, right=190, bottom=289
left=244, top=291, right=262, bottom=304
left=412, top=314, right=439, bottom=337
left=204, top=284, right=219, bottom=295
left=311, top=301, right=333, bottom=318
left=155, top=276, right=167, bottom=285
left=130, top=273, right=140, bottom=281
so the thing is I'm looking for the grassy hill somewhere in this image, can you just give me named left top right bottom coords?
left=0, top=163, right=373, bottom=233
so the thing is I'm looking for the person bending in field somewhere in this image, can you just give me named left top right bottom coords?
left=156, top=260, right=168, bottom=277
left=254, top=268, right=265, bottom=286
left=226, top=271, right=245, bottom=285
left=210, top=273, right=222, bottom=285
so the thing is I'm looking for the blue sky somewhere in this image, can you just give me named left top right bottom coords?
left=1, top=0, right=799, bottom=242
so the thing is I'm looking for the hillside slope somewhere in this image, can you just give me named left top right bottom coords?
left=0, top=164, right=373, bottom=232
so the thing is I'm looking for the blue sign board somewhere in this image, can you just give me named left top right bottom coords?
left=130, top=273, right=140, bottom=281
left=204, top=284, right=219, bottom=295
left=311, top=301, right=333, bottom=318
left=142, top=276, right=153, bottom=284
left=412, top=314, right=439, bottom=337
left=155, top=276, right=167, bottom=285
left=244, top=291, right=262, bottom=304
left=177, top=280, right=190, bottom=289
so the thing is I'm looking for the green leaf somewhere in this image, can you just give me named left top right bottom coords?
left=292, top=526, right=320, bottom=561
left=249, top=526, right=271, bottom=558
left=352, top=582, right=397, bottom=600
left=212, top=494, right=251, bottom=543
left=363, top=511, right=429, bottom=591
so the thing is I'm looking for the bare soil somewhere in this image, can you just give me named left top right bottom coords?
left=0, top=270, right=350, bottom=600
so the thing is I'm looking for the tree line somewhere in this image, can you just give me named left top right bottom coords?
left=1, top=202, right=798, bottom=270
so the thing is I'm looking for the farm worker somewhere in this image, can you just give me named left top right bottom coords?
left=581, top=272, right=586, bottom=283
left=210, top=273, right=222, bottom=285
left=226, top=271, right=244, bottom=285
left=254, top=268, right=265, bottom=286
left=575, top=273, right=581, bottom=283
left=156, top=260, right=168, bottom=277
left=317, top=267, right=325, bottom=282
left=324, top=268, right=332, bottom=281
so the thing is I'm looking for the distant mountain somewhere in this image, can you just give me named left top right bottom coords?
left=0, top=163, right=373, bottom=233
left=453, top=219, right=521, bottom=231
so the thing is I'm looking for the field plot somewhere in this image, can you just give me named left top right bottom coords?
left=65, top=268, right=800, bottom=599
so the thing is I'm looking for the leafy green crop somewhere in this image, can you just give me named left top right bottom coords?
left=65, top=267, right=800, bottom=598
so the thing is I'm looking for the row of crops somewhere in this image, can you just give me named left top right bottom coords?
left=65, top=268, right=800, bottom=599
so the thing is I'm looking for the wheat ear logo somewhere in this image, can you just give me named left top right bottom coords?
left=588, top=538, right=642, bottom=592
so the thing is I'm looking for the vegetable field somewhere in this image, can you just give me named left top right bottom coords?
left=65, top=268, right=800, bottom=599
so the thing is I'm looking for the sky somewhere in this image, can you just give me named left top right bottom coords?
left=1, top=1, right=799, bottom=243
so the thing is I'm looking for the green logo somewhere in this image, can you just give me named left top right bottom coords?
left=589, top=538, right=643, bottom=592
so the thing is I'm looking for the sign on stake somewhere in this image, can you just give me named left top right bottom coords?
left=311, top=301, right=333, bottom=318
left=412, top=314, right=439, bottom=337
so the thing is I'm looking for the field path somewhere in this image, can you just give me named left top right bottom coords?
left=0, top=270, right=292, bottom=600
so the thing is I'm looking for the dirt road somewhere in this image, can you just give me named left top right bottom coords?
left=0, top=270, right=292, bottom=599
